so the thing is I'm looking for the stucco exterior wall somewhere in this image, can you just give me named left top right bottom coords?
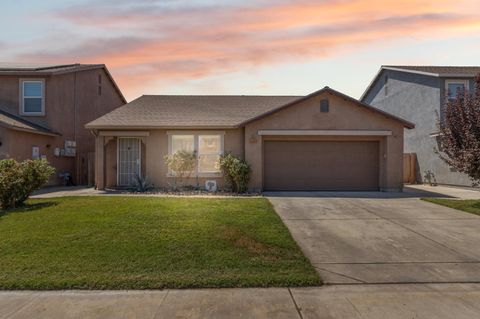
left=0, top=68, right=124, bottom=185
left=0, top=126, right=10, bottom=159
left=98, top=128, right=244, bottom=189
left=363, top=70, right=474, bottom=186
left=244, top=92, right=405, bottom=192
left=0, top=129, right=73, bottom=185
left=94, top=93, right=405, bottom=192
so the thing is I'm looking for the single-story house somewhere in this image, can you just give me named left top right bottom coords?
left=86, top=87, right=414, bottom=192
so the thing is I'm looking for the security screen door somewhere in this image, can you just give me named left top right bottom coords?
left=117, top=138, right=141, bottom=186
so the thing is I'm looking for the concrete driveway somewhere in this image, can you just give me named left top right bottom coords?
left=267, top=186, right=480, bottom=284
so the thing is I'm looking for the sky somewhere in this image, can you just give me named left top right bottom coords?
left=1, top=0, right=480, bottom=101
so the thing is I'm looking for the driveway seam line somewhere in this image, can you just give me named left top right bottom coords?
left=354, top=200, right=475, bottom=260
left=152, top=289, right=170, bottom=319
left=5, top=292, right=40, bottom=319
left=345, top=297, right=366, bottom=319
left=288, top=288, right=304, bottom=319
left=314, top=267, right=367, bottom=283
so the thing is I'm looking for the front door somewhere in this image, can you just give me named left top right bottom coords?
left=117, top=138, right=141, bottom=187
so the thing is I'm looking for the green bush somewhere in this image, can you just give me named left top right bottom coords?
left=219, top=153, right=251, bottom=193
left=0, top=159, right=55, bottom=210
left=164, top=150, right=197, bottom=190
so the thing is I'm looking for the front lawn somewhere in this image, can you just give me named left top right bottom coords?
left=422, top=198, right=480, bottom=216
left=0, top=196, right=320, bottom=289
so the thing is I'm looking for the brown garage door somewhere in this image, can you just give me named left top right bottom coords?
left=264, top=141, right=379, bottom=191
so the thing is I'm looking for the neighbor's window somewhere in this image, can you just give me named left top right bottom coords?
left=21, top=80, right=45, bottom=115
left=446, top=79, right=469, bottom=100
left=168, top=133, right=223, bottom=175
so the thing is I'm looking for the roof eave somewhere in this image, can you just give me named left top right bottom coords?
left=85, top=124, right=239, bottom=130
left=0, top=71, right=54, bottom=76
left=0, top=122, right=60, bottom=136
left=381, top=66, right=440, bottom=77
left=360, top=67, right=384, bottom=102
left=437, top=73, right=478, bottom=78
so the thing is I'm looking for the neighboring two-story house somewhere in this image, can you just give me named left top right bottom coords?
left=361, top=65, right=480, bottom=187
left=0, top=63, right=126, bottom=185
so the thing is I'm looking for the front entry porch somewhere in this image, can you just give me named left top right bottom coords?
left=94, top=131, right=148, bottom=190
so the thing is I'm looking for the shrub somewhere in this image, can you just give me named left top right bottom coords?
left=164, top=150, right=196, bottom=190
left=129, top=174, right=154, bottom=193
left=219, top=153, right=251, bottom=193
left=0, top=159, right=55, bottom=210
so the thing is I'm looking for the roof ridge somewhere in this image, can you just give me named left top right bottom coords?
left=34, top=63, right=80, bottom=71
left=141, top=94, right=303, bottom=97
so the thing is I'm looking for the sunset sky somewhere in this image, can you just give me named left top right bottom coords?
left=2, top=0, right=480, bottom=101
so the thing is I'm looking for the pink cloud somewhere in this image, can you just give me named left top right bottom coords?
left=10, top=0, right=480, bottom=100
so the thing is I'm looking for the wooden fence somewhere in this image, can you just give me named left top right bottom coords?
left=403, top=153, right=417, bottom=184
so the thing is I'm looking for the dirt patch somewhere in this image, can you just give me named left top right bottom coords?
left=219, top=225, right=279, bottom=259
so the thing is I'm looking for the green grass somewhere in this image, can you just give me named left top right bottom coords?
left=422, top=198, right=480, bottom=216
left=0, top=196, right=320, bottom=290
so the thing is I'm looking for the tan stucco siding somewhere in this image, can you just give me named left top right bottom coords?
left=94, top=92, right=405, bottom=191
left=0, top=126, right=10, bottom=159
left=2, top=129, right=74, bottom=185
left=244, top=92, right=405, bottom=191
left=99, top=128, right=244, bottom=189
left=0, top=69, right=124, bottom=185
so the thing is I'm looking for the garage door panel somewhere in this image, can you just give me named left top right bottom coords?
left=264, top=141, right=379, bottom=191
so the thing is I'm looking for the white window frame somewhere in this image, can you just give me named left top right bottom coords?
left=168, top=134, right=196, bottom=177
left=445, top=79, right=469, bottom=100
left=167, top=131, right=225, bottom=177
left=19, top=79, right=45, bottom=116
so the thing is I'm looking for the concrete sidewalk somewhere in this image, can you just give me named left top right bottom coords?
left=31, top=184, right=480, bottom=200
left=2, top=284, right=480, bottom=319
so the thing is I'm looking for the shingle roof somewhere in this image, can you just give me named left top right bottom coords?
left=0, top=62, right=126, bottom=103
left=382, top=65, right=480, bottom=77
left=0, top=63, right=104, bottom=73
left=86, top=87, right=415, bottom=129
left=0, top=109, right=60, bottom=136
left=86, top=95, right=301, bottom=129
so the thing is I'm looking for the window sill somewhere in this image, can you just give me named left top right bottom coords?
left=20, top=112, right=45, bottom=117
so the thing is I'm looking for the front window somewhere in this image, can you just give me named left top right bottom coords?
left=21, top=80, right=45, bottom=115
left=171, top=135, right=194, bottom=153
left=446, top=80, right=469, bottom=101
left=198, top=135, right=222, bottom=173
left=168, top=133, right=223, bottom=176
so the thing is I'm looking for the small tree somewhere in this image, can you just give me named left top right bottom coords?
left=0, top=159, right=55, bottom=210
left=164, top=150, right=196, bottom=190
left=436, top=74, right=480, bottom=185
left=219, top=153, right=251, bottom=193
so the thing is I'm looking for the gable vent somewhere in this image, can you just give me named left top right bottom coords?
left=320, top=99, right=329, bottom=112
